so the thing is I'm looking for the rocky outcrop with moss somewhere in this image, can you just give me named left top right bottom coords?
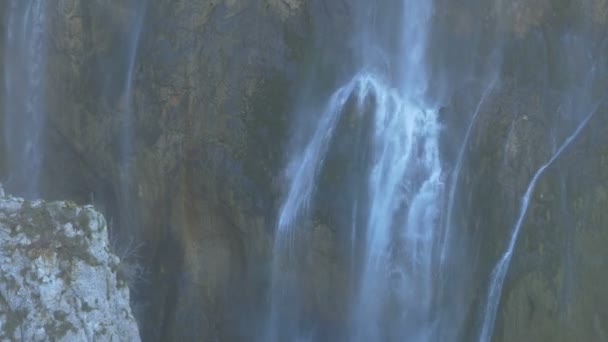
left=15, top=0, right=352, bottom=339
left=0, top=185, right=140, bottom=341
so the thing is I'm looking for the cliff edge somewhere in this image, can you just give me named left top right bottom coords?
left=0, top=185, right=140, bottom=341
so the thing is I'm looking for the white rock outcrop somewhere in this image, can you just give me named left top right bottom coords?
left=0, top=185, right=140, bottom=341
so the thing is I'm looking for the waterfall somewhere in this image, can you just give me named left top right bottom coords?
left=479, top=100, right=604, bottom=342
left=120, top=1, right=146, bottom=168
left=118, top=0, right=146, bottom=239
left=3, top=0, right=49, bottom=198
left=0, top=1, right=605, bottom=341
left=267, top=76, right=362, bottom=341
left=275, top=80, right=360, bottom=238
left=268, top=0, right=443, bottom=340
left=351, top=74, right=442, bottom=342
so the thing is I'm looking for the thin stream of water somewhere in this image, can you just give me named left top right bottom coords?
left=440, top=78, right=497, bottom=267
left=3, top=0, right=49, bottom=198
left=479, top=100, right=603, bottom=342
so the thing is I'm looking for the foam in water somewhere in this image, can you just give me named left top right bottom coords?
left=3, top=0, right=49, bottom=198
left=275, top=79, right=361, bottom=238
left=479, top=101, right=603, bottom=342
left=268, top=69, right=442, bottom=340
left=267, top=76, right=363, bottom=342
left=268, top=0, right=442, bottom=339
left=349, top=71, right=442, bottom=341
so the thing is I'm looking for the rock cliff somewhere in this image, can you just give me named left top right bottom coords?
left=2, top=0, right=352, bottom=340
left=0, top=0, right=607, bottom=341
left=0, top=185, right=140, bottom=341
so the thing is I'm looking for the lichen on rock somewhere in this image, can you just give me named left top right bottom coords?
left=0, top=184, right=140, bottom=341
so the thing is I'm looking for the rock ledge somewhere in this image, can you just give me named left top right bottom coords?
left=0, top=185, right=140, bottom=341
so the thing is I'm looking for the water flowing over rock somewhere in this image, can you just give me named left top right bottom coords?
left=1, top=1, right=608, bottom=341
left=3, top=0, right=49, bottom=198
left=0, top=184, right=140, bottom=341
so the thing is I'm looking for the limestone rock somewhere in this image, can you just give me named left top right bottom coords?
left=0, top=184, right=140, bottom=341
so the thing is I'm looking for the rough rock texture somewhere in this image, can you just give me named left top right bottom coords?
left=0, top=185, right=140, bottom=341
left=442, top=79, right=608, bottom=342
left=1, top=0, right=607, bottom=341
left=490, top=92, right=608, bottom=342
left=429, top=2, right=608, bottom=340
left=0, top=0, right=353, bottom=340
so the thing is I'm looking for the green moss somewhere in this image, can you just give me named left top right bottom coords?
left=52, top=203, right=79, bottom=225
left=17, top=203, right=54, bottom=239
left=64, top=201, right=78, bottom=210
left=81, top=301, right=94, bottom=313
left=58, top=268, right=73, bottom=287
left=95, top=324, right=108, bottom=336
left=0, top=274, right=19, bottom=293
left=116, top=274, right=127, bottom=289
left=77, top=210, right=92, bottom=239
left=3, top=308, right=27, bottom=338
left=0, top=244, right=16, bottom=254
left=1, top=202, right=101, bottom=267
left=19, top=267, right=29, bottom=279
left=44, top=318, right=76, bottom=339
left=53, top=310, right=69, bottom=321
left=57, top=235, right=99, bottom=267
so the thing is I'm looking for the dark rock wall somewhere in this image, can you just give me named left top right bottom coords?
left=0, top=0, right=353, bottom=340
left=1, top=0, right=607, bottom=341
left=433, top=2, right=608, bottom=340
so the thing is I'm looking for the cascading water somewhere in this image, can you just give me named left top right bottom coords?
left=267, top=77, right=363, bottom=341
left=269, top=0, right=444, bottom=340
left=351, top=11, right=442, bottom=339
left=120, top=1, right=146, bottom=168
left=0, top=1, right=606, bottom=341
left=479, top=99, right=604, bottom=342
left=476, top=28, right=607, bottom=340
left=118, top=1, right=146, bottom=239
left=351, top=76, right=442, bottom=342
left=3, top=0, right=49, bottom=198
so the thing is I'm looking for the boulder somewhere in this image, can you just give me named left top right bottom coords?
left=0, top=184, right=140, bottom=341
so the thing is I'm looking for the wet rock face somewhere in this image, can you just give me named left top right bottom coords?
left=2, top=0, right=606, bottom=341
left=448, top=80, right=608, bottom=341
left=495, top=104, right=608, bottom=342
left=0, top=185, right=140, bottom=341
left=17, top=0, right=353, bottom=340
left=431, top=1, right=608, bottom=339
